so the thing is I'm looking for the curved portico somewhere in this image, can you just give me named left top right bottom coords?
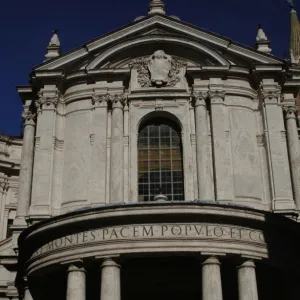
left=17, top=202, right=300, bottom=300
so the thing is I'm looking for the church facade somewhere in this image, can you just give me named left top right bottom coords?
left=1, top=1, right=300, bottom=299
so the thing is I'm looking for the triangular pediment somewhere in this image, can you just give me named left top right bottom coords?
left=34, top=14, right=284, bottom=72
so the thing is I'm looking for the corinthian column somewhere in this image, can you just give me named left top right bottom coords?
left=66, top=263, right=86, bottom=300
left=202, top=257, right=223, bottom=300
left=193, top=91, right=214, bottom=200
left=110, top=95, right=124, bottom=203
left=237, top=260, right=259, bottom=300
left=15, top=111, right=36, bottom=225
left=285, top=106, right=300, bottom=209
left=101, top=258, right=121, bottom=300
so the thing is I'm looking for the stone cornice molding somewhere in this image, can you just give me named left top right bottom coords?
left=88, top=35, right=228, bottom=70
left=35, top=15, right=282, bottom=71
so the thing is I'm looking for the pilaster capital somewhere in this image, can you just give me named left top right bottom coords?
left=0, top=178, right=8, bottom=193
left=36, top=90, right=59, bottom=111
left=92, top=94, right=109, bottom=108
left=109, top=93, right=127, bottom=109
left=284, top=106, right=297, bottom=119
left=208, top=90, right=226, bottom=103
left=193, top=91, right=209, bottom=107
left=22, top=111, right=36, bottom=127
left=260, top=87, right=281, bottom=104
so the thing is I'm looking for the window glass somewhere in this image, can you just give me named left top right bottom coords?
left=138, top=119, right=184, bottom=201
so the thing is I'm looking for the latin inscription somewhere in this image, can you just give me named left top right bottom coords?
left=33, top=224, right=265, bottom=257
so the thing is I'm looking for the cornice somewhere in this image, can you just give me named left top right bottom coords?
left=87, top=35, right=229, bottom=69
left=16, top=86, right=35, bottom=105
left=34, top=14, right=283, bottom=72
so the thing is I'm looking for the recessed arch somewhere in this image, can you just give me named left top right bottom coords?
left=137, top=111, right=183, bottom=133
left=87, top=36, right=230, bottom=70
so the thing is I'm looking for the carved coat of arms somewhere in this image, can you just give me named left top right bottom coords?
left=130, top=50, right=187, bottom=88
left=148, top=50, right=172, bottom=86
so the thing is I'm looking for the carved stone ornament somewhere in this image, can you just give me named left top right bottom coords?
left=129, top=50, right=187, bottom=88
left=209, top=90, right=226, bottom=101
left=92, top=93, right=126, bottom=108
left=36, top=91, right=59, bottom=110
left=193, top=91, right=209, bottom=107
left=284, top=106, right=297, bottom=119
left=92, top=94, right=109, bottom=107
left=22, top=111, right=36, bottom=126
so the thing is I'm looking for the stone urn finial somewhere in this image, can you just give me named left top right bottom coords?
left=148, top=0, right=166, bottom=15
left=45, top=29, right=61, bottom=61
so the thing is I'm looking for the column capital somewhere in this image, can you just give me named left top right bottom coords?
left=67, top=263, right=86, bottom=273
left=92, top=94, right=109, bottom=108
left=0, top=178, right=8, bottom=193
left=64, top=259, right=86, bottom=272
left=209, top=90, right=226, bottom=103
left=36, top=90, right=59, bottom=111
left=237, top=259, right=256, bottom=269
left=22, top=111, right=36, bottom=127
left=193, top=91, right=209, bottom=107
left=260, top=88, right=281, bottom=104
left=202, top=256, right=221, bottom=266
left=284, top=106, right=297, bottom=119
left=101, top=257, right=121, bottom=269
left=109, top=93, right=127, bottom=109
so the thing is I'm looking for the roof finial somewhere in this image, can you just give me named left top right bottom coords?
left=256, top=24, right=272, bottom=54
left=289, top=0, right=300, bottom=64
left=45, top=29, right=61, bottom=61
left=288, top=0, right=295, bottom=10
left=148, top=0, right=166, bottom=15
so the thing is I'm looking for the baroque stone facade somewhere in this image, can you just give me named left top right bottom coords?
left=1, top=1, right=300, bottom=300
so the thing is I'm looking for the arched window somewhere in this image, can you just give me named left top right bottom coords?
left=138, top=118, right=184, bottom=201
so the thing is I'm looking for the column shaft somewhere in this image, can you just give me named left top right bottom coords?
left=110, top=98, right=124, bottom=203
left=194, top=94, right=214, bottom=199
left=101, top=258, right=121, bottom=300
left=285, top=108, right=300, bottom=209
left=202, top=257, right=223, bottom=300
left=123, top=102, right=129, bottom=203
left=90, top=96, right=108, bottom=205
left=16, top=112, right=35, bottom=221
left=238, top=260, right=259, bottom=300
left=67, top=264, right=86, bottom=300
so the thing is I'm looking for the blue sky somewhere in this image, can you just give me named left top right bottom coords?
left=0, top=0, right=292, bottom=136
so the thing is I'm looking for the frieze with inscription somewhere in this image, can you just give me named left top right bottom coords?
left=33, top=223, right=265, bottom=257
